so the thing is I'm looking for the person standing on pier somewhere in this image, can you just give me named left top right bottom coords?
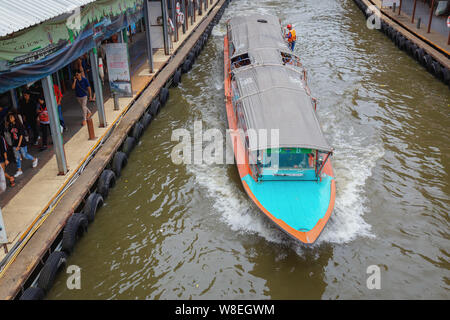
left=19, top=91, right=39, bottom=146
left=285, top=24, right=297, bottom=51
left=72, top=70, right=93, bottom=126
left=6, top=113, right=38, bottom=178
left=36, top=97, right=50, bottom=152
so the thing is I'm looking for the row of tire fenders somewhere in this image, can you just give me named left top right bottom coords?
left=18, top=0, right=231, bottom=300
left=354, top=0, right=450, bottom=85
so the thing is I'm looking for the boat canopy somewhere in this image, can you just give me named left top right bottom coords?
left=234, top=65, right=332, bottom=152
left=228, top=14, right=332, bottom=153
left=229, top=14, right=290, bottom=59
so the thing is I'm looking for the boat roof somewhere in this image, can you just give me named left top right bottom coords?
left=228, top=15, right=332, bottom=152
left=229, top=14, right=290, bottom=59
left=234, top=65, right=332, bottom=152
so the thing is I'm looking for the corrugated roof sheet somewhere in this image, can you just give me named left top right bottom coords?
left=0, top=0, right=96, bottom=37
left=228, top=14, right=332, bottom=152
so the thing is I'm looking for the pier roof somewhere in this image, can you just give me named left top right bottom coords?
left=0, top=0, right=95, bottom=37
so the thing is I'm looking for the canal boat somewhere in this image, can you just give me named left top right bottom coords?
left=224, top=14, right=335, bottom=244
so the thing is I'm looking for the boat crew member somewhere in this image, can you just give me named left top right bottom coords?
left=285, top=24, right=296, bottom=51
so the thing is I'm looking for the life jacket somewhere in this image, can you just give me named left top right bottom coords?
left=287, top=29, right=297, bottom=42
left=38, top=104, right=49, bottom=123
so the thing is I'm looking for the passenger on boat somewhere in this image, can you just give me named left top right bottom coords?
left=285, top=24, right=297, bottom=51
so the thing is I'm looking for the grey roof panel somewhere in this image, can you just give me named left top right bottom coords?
left=228, top=14, right=332, bottom=152
left=0, top=0, right=95, bottom=37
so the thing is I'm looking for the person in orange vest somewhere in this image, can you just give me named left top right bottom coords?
left=285, top=24, right=297, bottom=51
left=36, top=97, right=50, bottom=151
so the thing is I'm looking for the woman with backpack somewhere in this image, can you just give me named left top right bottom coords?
left=6, top=112, right=38, bottom=178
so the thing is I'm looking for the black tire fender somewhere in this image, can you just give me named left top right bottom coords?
left=182, top=58, right=192, bottom=73
left=159, top=87, right=169, bottom=106
left=442, top=67, right=450, bottom=84
left=172, top=68, right=182, bottom=87
left=415, top=48, right=425, bottom=64
left=97, top=169, right=116, bottom=199
left=132, top=122, right=144, bottom=140
left=112, top=151, right=127, bottom=178
left=83, top=193, right=103, bottom=223
left=62, top=213, right=88, bottom=254
left=187, top=51, right=195, bottom=64
left=194, top=42, right=201, bottom=57
left=37, top=251, right=68, bottom=292
left=122, top=136, right=136, bottom=157
left=423, top=54, right=433, bottom=71
left=141, top=112, right=153, bottom=129
left=20, top=287, right=45, bottom=300
left=149, top=98, right=161, bottom=116
left=431, top=62, right=443, bottom=80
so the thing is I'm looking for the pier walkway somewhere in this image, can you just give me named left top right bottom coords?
left=0, top=0, right=220, bottom=269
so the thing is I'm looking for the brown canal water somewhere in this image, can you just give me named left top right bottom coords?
left=47, top=0, right=450, bottom=299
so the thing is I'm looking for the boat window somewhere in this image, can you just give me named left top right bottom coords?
left=260, top=148, right=315, bottom=169
left=231, top=53, right=251, bottom=70
left=281, top=52, right=302, bottom=67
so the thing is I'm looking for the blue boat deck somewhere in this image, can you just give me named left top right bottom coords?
left=242, top=174, right=333, bottom=231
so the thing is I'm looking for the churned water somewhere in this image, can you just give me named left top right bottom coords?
left=47, top=0, right=449, bottom=299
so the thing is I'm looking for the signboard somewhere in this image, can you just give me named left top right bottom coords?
left=381, top=0, right=400, bottom=7
left=0, top=208, right=7, bottom=244
left=104, top=42, right=133, bottom=96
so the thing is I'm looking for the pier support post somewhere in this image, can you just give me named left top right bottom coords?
left=161, top=0, right=171, bottom=55
left=182, top=0, right=187, bottom=33
left=41, top=76, right=68, bottom=175
left=398, top=0, right=402, bottom=15
left=427, top=0, right=435, bottom=33
left=9, top=89, right=18, bottom=110
left=411, top=0, right=417, bottom=23
left=143, top=0, right=155, bottom=73
left=89, top=48, right=106, bottom=127
left=170, top=0, right=178, bottom=42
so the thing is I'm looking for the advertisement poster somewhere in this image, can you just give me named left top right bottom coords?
left=104, top=42, right=133, bottom=97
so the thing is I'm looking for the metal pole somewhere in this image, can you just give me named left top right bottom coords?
left=194, top=0, right=196, bottom=23
left=170, top=0, right=178, bottom=42
left=9, top=89, right=18, bottom=110
left=41, top=76, right=68, bottom=175
left=161, top=0, right=171, bottom=55
left=143, top=0, right=155, bottom=72
left=190, top=0, right=194, bottom=25
left=427, top=0, right=435, bottom=33
left=89, top=49, right=106, bottom=127
left=411, top=0, right=417, bottom=23
left=182, top=0, right=187, bottom=33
